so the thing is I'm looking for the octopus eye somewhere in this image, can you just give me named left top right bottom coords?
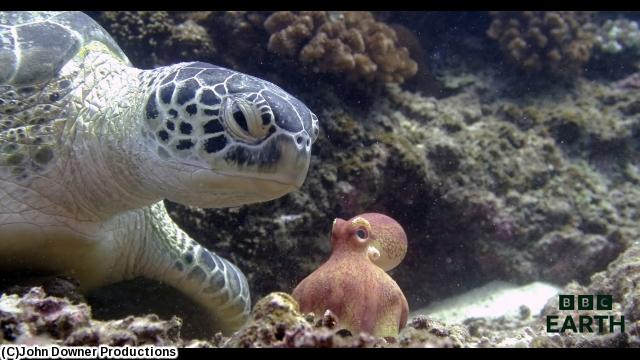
left=356, top=229, right=368, bottom=240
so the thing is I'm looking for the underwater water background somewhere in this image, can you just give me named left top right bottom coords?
left=1, top=11, right=639, bottom=347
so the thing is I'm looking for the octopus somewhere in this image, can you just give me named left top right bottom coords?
left=292, top=213, right=409, bottom=337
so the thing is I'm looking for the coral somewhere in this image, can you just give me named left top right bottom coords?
left=93, top=12, right=217, bottom=68
left=264, top=11, right=418, bottom=84
left=164, top=19, right=216, bottom=61
left=264, top=11, right=322, bottom=57
left=92, top=11, right=418, bottom=89
left=594, top=19, right=640, bottom=55
left=487, top=11, right=594, bottom=76
left=292, top=213, right=409, bottom=337
left=95, top=11, right=174, bottom=68
left=0, top=287, right=185, bottom=346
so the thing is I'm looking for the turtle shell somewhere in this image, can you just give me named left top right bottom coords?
left=0, top=11, right=129, bottom=86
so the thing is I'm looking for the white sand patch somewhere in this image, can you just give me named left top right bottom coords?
left=411, top=281, right=561, bottom=324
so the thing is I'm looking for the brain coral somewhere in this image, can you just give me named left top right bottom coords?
left=486, top=11, right=595, bottom=76
left=264, top=11, right=418, bottom=84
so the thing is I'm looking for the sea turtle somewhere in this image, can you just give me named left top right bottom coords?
left=0, top=11, right=319, bottom=334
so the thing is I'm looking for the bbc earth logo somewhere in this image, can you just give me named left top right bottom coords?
left=546, top=294, right=625, bottom=333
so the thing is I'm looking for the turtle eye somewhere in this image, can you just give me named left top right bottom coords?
left=223, top=97, right=270, bottom=143
left=224, top=101, right=253, bottom=142
left=356, top=228, right=368, bottom=240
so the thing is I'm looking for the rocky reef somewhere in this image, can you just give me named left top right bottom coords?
left=165, top=64, right=639, bottom=314
left=6, top=282, right=635, bottom=347
left=0, top=289, right=469, bottom=347
left=2, top=11, right=638, bottom=347
left=88, top=10, right=640, bottom=334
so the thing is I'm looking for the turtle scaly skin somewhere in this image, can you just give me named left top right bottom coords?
left=0, top=11, right=319, bottom=334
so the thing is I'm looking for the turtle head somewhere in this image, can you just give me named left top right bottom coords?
left=141, top=62, right=319, bottom=208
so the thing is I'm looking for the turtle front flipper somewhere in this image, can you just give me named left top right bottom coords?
left=112, top=201, right=251, bottom=335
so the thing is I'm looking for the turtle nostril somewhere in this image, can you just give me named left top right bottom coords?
left=295, top=134, right=311, bottom=150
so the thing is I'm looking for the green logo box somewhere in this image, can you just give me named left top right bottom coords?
left=578, top=295, right=593, bottom=310
left=559, top=295, right=574, bottom=310
left=558, top=295, right=613, bottom=310
left=597, top=295, right=613, bottom=310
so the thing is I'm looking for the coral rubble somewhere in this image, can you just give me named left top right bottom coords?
left=225, top=292, right=467, bottom=348
left=0, top=287, right=185, bottom=346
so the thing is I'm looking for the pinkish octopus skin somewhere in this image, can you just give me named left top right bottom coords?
left=292, top=213, right=409, bottom=337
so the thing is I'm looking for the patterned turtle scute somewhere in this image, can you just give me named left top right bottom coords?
left=0, top=11, right=128, bottom=86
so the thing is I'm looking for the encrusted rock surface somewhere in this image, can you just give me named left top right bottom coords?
left=0, top=290, right=469, bottom=347
left=0, top=287, right=186, bottom=346
left=587, top=241, right=640, bottom=324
